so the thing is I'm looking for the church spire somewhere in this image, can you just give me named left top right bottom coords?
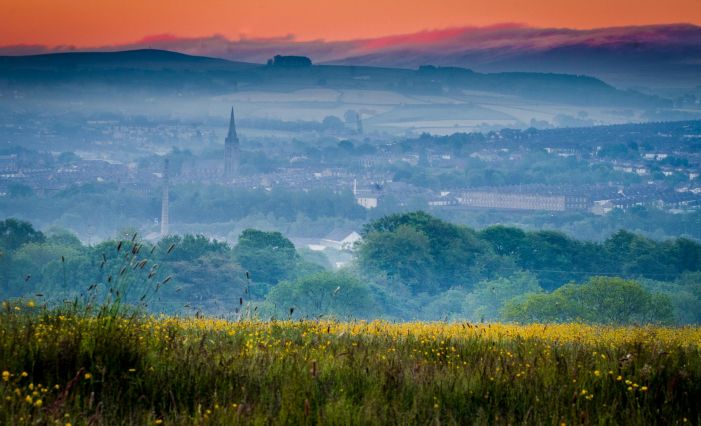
left=227, top=107, right=238, bottom=140
left=224, top=106, right=240, bottom=180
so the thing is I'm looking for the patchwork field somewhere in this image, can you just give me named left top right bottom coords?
left=1, top=304, right=699, bottom=425
left=212, top=88, right=645, bottom=134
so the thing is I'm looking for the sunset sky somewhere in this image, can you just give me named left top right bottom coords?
left=1, top=0, right=701, bottom=47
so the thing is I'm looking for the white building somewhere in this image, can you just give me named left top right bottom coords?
left=321, top=230, right=362, bottom=251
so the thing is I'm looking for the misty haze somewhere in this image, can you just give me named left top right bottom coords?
left=1, top=1, right=701, bottom=424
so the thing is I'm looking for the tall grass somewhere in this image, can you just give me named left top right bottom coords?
left=1, top=307, right=699, bottom=425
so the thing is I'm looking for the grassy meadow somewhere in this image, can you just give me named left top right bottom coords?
left=1, top=303, right=700, bottom=425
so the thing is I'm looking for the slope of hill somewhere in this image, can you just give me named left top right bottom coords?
left=325, top=24, right=701, bottom=89
left=0, top=49, right=255, bottom=70
left=0, top=49, right=663, bottom=108
left=6, top=24, right=696, bottom=90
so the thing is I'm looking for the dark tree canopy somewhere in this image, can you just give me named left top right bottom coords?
left=358, top=212, right=701, bottom=294
left=1, top=213, right=699, bottom=324
left=233, top=229, right=299, bottom=285
left=359, top=212, right=492, bottom=293
left=0, top=218, right=45, bottom=251
left=157, top=234, right=228, bottom=262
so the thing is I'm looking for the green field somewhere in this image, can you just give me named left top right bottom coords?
left=1, top=304, right=699, bottom=425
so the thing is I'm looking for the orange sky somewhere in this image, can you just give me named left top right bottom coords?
left=2, top=0, right=700, bottom=46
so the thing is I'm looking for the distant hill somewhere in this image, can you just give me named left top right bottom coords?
left=331, top=38, right=701, bottom=90
left=4, top=24, right=697, bottom=89
left=0, top=49, right=663, bottom=107
left=0, top=49, right=255, bottom=71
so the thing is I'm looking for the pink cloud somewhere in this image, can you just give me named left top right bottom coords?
left=137, top=33, right=182, bottom=44
left=1, top=23, right=699, bottom=69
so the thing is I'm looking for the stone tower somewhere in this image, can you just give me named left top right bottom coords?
left=224, top=107, right=240, bottom=179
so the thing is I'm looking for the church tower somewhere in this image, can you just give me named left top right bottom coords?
left=224, top=107, right=240, bottom=179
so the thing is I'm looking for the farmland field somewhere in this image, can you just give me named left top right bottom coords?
left=1, top=304, right=699, bottom=425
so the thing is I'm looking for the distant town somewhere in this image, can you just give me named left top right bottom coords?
left=1, top=52, right=700, bottom=250
left=2, top=112, right=699, bottom=222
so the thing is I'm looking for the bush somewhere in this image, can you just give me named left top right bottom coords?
left=264, top=271, right=375, bottom=320
left=502, top=276, right=675, bottom=325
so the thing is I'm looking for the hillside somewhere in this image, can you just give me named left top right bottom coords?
left=326, top=24, right=701, bottom=89
left=0, top=49, right=255, bottom=71
left=10, top=24, right=696, bottom=90
left=0, top=49, right=663, bottom=108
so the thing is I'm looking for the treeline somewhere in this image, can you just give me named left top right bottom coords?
left=1, top=214, right=700, bottom=324
left=359, top=211, right=700, bottom=291
left=398, top=120, right=701, bottom=153
left=354, top=212, right=701, bottom=324
left=0, top=219, right=329, bottom=314
left=389, top=149, right=644, bottom=189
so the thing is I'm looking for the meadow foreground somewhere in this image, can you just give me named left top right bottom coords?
left=1, top=305, right=700, bottom=425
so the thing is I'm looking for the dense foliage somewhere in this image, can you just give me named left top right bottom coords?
left=502, top=277, right=676, bottom=324
left=2, top=214, right=700, bottom=324
left=359, top=212, right=701, bottom=291
left=264, top=271, right=374, bottom=319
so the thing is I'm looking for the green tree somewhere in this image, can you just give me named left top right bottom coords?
left=423, top=288, right=471, bottom=321
left=672, top=238, right=701, bottom=273
left=502, top=276, right=675, bottom=325
left=233, top=229, right=298, bottom=285
left=465, top=272, right=543, bottom=322
left=0, top=218, right=45, bottom=251
left=264, top=271, right=374, bottom=319
left=0, top=219, right=46, bottom=295
left=479, top=226, right=527, bottom=257
left=13, top=242, right=80, bottom=267
left=45, top=228, right=83, bottom=248
left=359, top=224, right=435, bottom=293
left=516, top=230, right=594, bottom=290
left=156, top=252, right=248, bottom=314
left=643, top=273, right=701, bottom=324
left=157, top=234, right=228, bottom=262
left=358, top=212, right=491, bottom=293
